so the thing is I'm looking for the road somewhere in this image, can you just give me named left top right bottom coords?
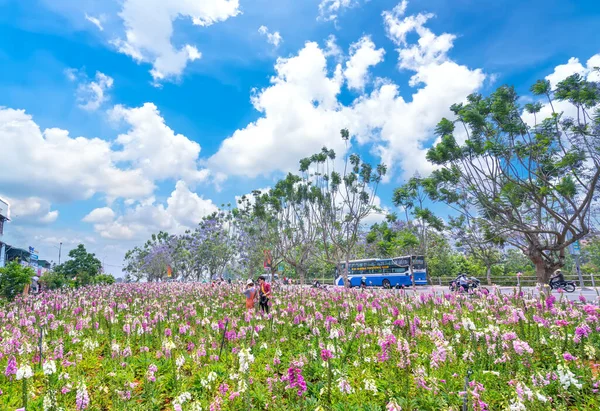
left=391, top=285, right=600, bottom=303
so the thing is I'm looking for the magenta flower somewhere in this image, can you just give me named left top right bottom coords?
left=321, top=349, right=333, bottom=362
left=4, top=356, right=17, bottom=379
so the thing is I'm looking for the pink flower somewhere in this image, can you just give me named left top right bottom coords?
left=563, top=352, right=576, bottom=361
left=320, top=349, right=333, bottom=362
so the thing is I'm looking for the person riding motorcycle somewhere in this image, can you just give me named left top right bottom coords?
left=550, top=269, right=565, bottom=287
left=360, top=276, right=367, bottom=288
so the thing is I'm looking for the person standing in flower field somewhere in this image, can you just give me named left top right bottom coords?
left=258, top=275, right=272, bottom=314
left=243, top=279, right=257, bottom=311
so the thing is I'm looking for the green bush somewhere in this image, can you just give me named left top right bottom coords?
left=0, top=261, right=33, bottom=301
left=40, top=271, right=68, bottom=290
left=91, top=274, right=116, bottom=285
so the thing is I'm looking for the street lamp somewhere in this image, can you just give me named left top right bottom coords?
left=52, top=243, right=63, bottom=264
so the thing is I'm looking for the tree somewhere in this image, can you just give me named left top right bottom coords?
left=255, top=173, right=319, bottom=284
left=303, top=131, right=387, bottom=287
left=393, top=175, right=445, bottom=255
left=0, top=261, right=32, bottom=301
left=365, top=218, right=419, bottom=258
left=54, top=244, right=102, bottom=283
left=448, top=215, right=503, bottom=285
left=425, top=74, right=600, bottom=284
left=502, top=248, right=535, bottom=276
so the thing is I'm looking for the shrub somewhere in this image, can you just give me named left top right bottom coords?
left=0, top=261, right=33, bottom=301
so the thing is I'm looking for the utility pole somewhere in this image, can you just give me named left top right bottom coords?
left=571, top=240, right=584, bottom=288
left=58, top=242, right=62, bottom=265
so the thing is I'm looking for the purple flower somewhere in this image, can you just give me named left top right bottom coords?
left=4, top=356, right=17, bottom=379
left=320, top=349, right=333, bottom=362
left=563, top=352, right=576, bottom=361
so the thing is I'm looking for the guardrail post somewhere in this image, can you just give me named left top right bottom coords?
left=591, top=273, right=596, bottom=289
left=438, top=277, right=442, bottom=286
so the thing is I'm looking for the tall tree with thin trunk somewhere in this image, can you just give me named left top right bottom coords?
left=302, top=130, right=387, bottom=287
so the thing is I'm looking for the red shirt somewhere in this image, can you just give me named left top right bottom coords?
left=260, top=282, right=272, bottom=298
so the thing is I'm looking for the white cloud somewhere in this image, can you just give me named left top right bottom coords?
left=0, top=107, right=154, bottom=202
left=66, top=69, right=114, bottom=111
left=545, top=54, right=600, bottom=88
left=83, top=207, right=116, bottom=224
left=110, top=103, right=210, bottom=184
left=318, top=0, right=358, bottom=22
left=258, top=26, right=283, bottom=48
left=3, top=197, right=59, bottom=224
left=208, top=41, right=348, bottom=178
left=344, top=36, right=385, bottom=91
left=383, top=5, right=456, bottom=71
left=522, top=53, right=600, bottom=126
left=88, top=180, right=218, bottom=240
left=209, top=2, right=485, bottom=181
left=112, top=0, right=240, bottom=81
left=85, top=13, right=104, bottom=31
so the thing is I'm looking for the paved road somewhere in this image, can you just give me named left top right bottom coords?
left=395, top=285, right=600, bottom=303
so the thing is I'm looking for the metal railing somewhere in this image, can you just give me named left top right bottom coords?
left=430, top=274, right=598, bottom=288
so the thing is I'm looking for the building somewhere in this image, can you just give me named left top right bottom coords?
left=0, top=197, right=9, bottom=268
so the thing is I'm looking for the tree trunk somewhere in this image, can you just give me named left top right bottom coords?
left=344, top=255, right=350, bottom=288
left=486, top=265, right=492, bottom=286
left=533, top=259, right=561, bottom=285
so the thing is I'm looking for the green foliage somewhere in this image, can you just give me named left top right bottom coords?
left=423, top=74, right=600, bottom=283
left=91, top=274, right=116, bottom=285
left=54, top=244, right=102, bottom=280
left=0, top=261, right=33, bottom=301
left=40, top=270, right=68, bottom=290
left=502, top=248, right=535, bottom=275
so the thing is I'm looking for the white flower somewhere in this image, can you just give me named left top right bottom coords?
left=238, top=378, right=248, bottom=393
left=111, top=342, right=120, bottom=352
left=59, top=372, right=70, bottom=380
left=363, top=378, right=377, bottom=393
left=508, top=399, right=526, bottom=411
left=329, top=328, right=340, bottom=339
left=176, top=355, right=185, bottom=368
left=207, top=371, right=218, bottom=382
left=584, top=343, right=596, bottom=359
left=462, top=318, right=476, bottom=331
left=189, top=402, right=203, bottom=411
left=43, top=360, right=57, bottom=375
left=163, top=339, right=176, bottom=351
left=174, top=391, right=192, bottom=405
left=16, top=364, right=33, bottom=380
left=260, top=343, right=268, bottom=350
left=43, top=389, right=58, bottom=411
left=238, top=347, right=254, bottom=373
left=557, top=365, right=582, bottom=390
left=83, top=339, right=99, bottom=351
left=535, top=392, right=548, bottom=403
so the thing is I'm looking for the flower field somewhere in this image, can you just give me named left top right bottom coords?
left=1, top=284, right=599, bottom=410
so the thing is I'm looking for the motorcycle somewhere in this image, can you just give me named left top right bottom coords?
left=449, top=275, right=486, bottom=293
left=549, top=279, right=576, bottom=293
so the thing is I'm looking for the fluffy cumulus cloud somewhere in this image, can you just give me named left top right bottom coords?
left=86, top=180, right=218, bottom=240
left=258, top=26, right=283, bottom=48
left=343, top=36, right=385, bottom=91
left=3, top=197, right=59, bottom=224
left=208, top=42, right=348, bottom=178
left=0, top=107, right=154, bottom=202
left=522, top=53, right=600, bottom=126
left=545, top=54, right=600, bottom=87
left=82, top=207, right=116, bottom=224
left=66, top=69, right=114, bottom=111
left=110, top=103, right=210, bottom=184
left=111, top=0, right=240, bottom=81
left=209, top=1, right=485, bottom=181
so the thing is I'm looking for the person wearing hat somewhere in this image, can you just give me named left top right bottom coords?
left=360, top=276, right=367, bottom=288
left=243, top=279, right=257, bottom=311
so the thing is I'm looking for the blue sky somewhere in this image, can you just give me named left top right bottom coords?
left=0, top=0, right=599, bottom=275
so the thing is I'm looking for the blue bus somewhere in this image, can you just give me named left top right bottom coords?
left=334, top=255, right=427, bottom=287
